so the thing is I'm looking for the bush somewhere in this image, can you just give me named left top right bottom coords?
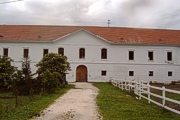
left=36, top=53, right=71, bottom=93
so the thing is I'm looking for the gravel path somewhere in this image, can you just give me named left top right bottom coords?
left=32, top=82, right=102, bottom=120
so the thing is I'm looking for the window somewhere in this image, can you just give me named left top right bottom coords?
left=43, top=49, right=48, bottom=56
left=101, top=70, right=107, bottom=76
left=101, top=48, right=107, bottom=59
left=148, top=51, right=153, bottom=61
left=3, top=48, right=8, bottom=56
left=149, top=71, right=154, bottom=76
left=129, top=71, right=134, bottom=76
left=79, top=48, right=85, bottom=59
left=58, top=48, right=64, bottom=56
left=168, top=71, right=172, bottom=76
left=129, top=51, right=134, bottom=60
left=167, top=52, right=172, bottom=61
left=23, top=49, right=29, bottom=58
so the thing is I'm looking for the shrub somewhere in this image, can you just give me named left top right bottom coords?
left=36, top=53, right=71, bottom=93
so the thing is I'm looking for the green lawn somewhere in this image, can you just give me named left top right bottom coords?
left=0, top=84, right=74, bottom=120
left=93, top=83, right=180, bottom=120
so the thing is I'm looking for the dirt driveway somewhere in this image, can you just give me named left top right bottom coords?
left=32, top=82, right=102, bottom=120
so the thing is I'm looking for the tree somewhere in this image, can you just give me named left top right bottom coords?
left=36, top=53, right=71, bottom=93
left=21, top=57, right=34, bottom=89
left=36, top=53, right=70, bottom=75
left=0, top=55, right=16, bottom=88
left=14, top=57, right=35, bottom=95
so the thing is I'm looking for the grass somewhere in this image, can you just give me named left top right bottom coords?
left=93, top=83, right=180, bottom=120
left=0, top=84, right=74, bottom=120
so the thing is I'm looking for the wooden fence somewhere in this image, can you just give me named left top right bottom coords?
left=110, top=78, right=180, bottom=115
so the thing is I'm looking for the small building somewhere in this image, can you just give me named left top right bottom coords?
left=0, top=25, right=180, bottom=83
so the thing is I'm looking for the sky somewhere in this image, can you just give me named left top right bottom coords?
left=0, top=0, right=180, bottom=29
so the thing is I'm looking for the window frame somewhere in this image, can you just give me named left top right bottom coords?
left=3, top=48, right=8, bottom=56
left=23, top=48, right=29, bottom=58
left=58, top=48, right=64, bottom=56
left=167, top=52, right=172, bottom=61
left=43, top=49, right=49, bottom=56
left=101, top=48, right=107, bottom=59
left=149, top=71, right=154, bottom=77
left=129, top=51, right=134, bottom=60
left=168, top=71, right=173, bottom=77
left=101, top=70, right=107, bottom=76
left=79, top=48, right=85, bottom=59
left=129, top=71, right=134, bottom=76
left=148, top=51, right=154, bottom=61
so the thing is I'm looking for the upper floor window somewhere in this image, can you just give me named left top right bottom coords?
left=58, top=48, right=64, bottom=56
left=43, top=49, right=49, bottom=56
left=23, top=49, right=29, bottom=58
left=167, top=52, right=172, bottom=61
left=3, top=48, right=8, bottom=56
left=148, top=51, right=153, bottom=61
left=101, top=48, right=107, bottom=59
left=79, top=48, right=85, bottom=59
left=129, top=51, right=134, bottom=60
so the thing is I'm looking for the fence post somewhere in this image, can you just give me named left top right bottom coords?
left=125, top=80, right=127, bottom=91
left=121, top=81, right=123, bottom=90
left=13, top=79, right=18, bottom=107
left=119, top=81, right=121, bottom=89
left=129, top=80, right=131, bottom=92
left=147, top=82, right=150, bottom=104
left=139, top=80, right=142, bottom=100
left=162, top=86, right=165, bottom=107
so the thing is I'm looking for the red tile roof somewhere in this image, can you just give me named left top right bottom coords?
left=0, top=25, right=180, bottom=45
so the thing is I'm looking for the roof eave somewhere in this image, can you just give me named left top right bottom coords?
left=110, top=42, right=180, bottom=47
left=0, top=40, right=52, bottom=43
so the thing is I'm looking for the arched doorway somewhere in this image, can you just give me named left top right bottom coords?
left=76, top=65, right=87, bottom=82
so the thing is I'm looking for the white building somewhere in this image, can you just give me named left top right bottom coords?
left=0, top=25, right=180, bottom=83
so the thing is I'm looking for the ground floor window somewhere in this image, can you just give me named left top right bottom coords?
left=101, top=70, right=107, bottom=76
left=149, top=71, right=154, bottom=76
left=129, top=71, right=134, bottom=76
left=168, top=71, right=172, bottom=76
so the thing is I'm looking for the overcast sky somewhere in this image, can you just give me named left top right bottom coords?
left=0, top=0, right=180, bottom=29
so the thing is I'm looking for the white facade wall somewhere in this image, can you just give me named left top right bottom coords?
left=1, top=30, right=180, bottom=83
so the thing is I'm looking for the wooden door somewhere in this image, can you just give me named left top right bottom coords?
left=76, top=65, right=87, bottom=82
